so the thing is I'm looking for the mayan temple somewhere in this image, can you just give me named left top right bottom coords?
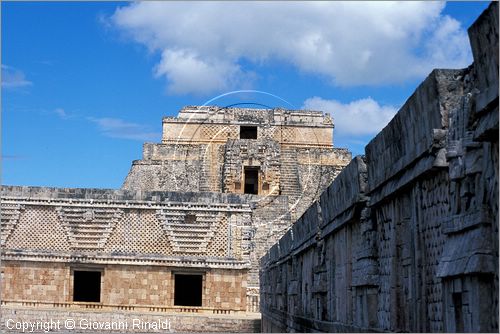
left=0, top=106, right=351, bottom=332
left=1, top=2, right=498, bottom=333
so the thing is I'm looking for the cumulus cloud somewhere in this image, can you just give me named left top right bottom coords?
left=303, top=96, right=397, bottom=136
left=109, top=1, right=472, bottom=95
left=88, top=117, right=161, bottom=141
left=1, top=65, right=32, bottom=88
left=155, top=49, right=255, bottom=95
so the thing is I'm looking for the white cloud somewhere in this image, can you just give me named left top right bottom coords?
left=110, top=1, right=472, bottom=95
left=303, top=97, right=397, bottom=136
left=54, top=108, right=70, bottom=119
left=155, top=49, right=255, bottom=95
left=88, top=117, right=161, bottom=141
left=1, top=65, right=32, bottom=88
left=423, top=15, right=471, bottom=68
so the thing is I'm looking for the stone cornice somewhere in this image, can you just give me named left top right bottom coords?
left=0, top=196, right=252, bottom=213
left=1, top=250, right=251, bottom=270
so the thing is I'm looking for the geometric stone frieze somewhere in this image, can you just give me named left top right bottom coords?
left=56, top=206, right=123, bottom=251
left=1, top=203, right=24, bottom=246
left=156, top=209, right=221, bottom=254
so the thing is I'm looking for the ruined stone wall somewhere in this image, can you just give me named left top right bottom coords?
left=260, top=3, right=498, bottom=332
left=124, top=141, right=228, bottom=193
left=294, top=147, right=350, bottom=220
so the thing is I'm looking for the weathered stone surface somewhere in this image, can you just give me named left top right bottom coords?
left=0, top=307, right=261, bottom=333
left=365, top=68, right=466, bottom=195
left=260, top=3, right=498, bottom=333
left=122, top=106, right=350, bottom=221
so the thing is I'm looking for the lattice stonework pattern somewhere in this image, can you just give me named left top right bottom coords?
left=6, top=206, right=70, bottom=252
left=105, top=209, right=173, bottom=256
left=276, top=127, right=295, bottom=143
left=56, top=206, right=123, bottom=251
left=202, top=124, right=238, bottom=141
left=206, top=215, right=229, bottom=257
left=156, top=210, right=224, bottom=255
left=0, top=203, right=24, bottom=246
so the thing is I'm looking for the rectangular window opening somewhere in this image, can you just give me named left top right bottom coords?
left=73, top=270, right=101, bottom=302
left=174, top=274, right=203, bottom=307
left=244, top=167, right=259, bottom=195
left=453, top=292, right=464, bottom=333
left=240, top=126, right=257, bottom=139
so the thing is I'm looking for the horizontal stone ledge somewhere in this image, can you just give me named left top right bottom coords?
left=0, top=301, right=241, bottom=314
left=1, top=186, right=259, bottom=206
left=0, top=197, right=253, bottom=213
left=441, top=208, right=492, bottom=235
left=1, top=251, right=251, bottom=270
left=368, top=152, right=445, bottom=206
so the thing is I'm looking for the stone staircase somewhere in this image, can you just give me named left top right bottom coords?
left=56, top=207, right=123, bottom=250
left=199, top=145, right=221, bottom=192
left=279, top=147, right=302, bottom=197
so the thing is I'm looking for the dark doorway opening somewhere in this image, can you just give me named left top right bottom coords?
left=240, top=126, right=257, bottom=139
left=244, top=167, right=259, bottom=195
left=73, top=270, right=101, bottom=302
left=174, top=274, right=202, bottom=306
left=453, top=292, right=464, bottom=332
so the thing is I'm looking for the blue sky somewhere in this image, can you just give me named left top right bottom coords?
left=1, top=1, right=491, bottom=189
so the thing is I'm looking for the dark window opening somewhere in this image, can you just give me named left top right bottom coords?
left=174, top=274, right=202, bottom=306
left=244, top=167, right=259, bottom=194
left=185, top=214, right=196, bottom=224
left=240, top=126, right=257, bottom=139
left=73, top=270, right=101, bottom=302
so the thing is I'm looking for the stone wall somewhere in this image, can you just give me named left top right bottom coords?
left=260, top=2, right=498, bottom=333
left=161, top=107, right=335, bottom=147
left=2, top=261, right=247, bottom=312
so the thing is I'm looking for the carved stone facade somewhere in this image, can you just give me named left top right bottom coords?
left=120, top=106, right=350, bottom=300
left=1, top=104, right=349, bottom=330
left=1, top=190, right=252, bottom=308
left=260, top=3, right=498, bottom=333
left=123, top=106, right=350, bottom=220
